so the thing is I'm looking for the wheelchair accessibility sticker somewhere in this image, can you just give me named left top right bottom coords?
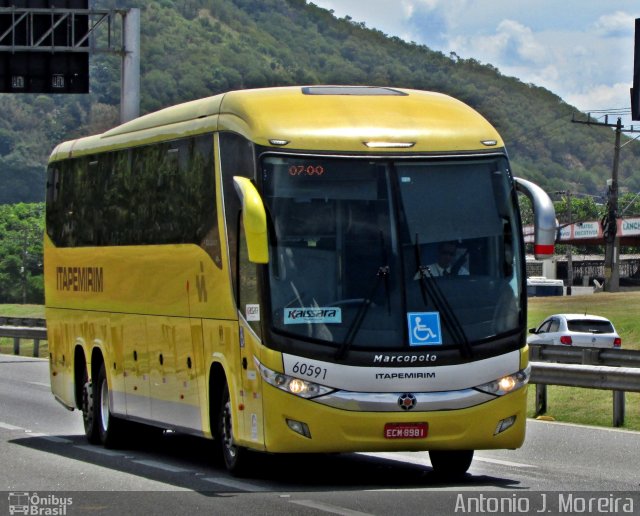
left=407, top=312, right=442, bottom=346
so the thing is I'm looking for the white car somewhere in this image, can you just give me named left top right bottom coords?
left=527, top=313, right=621, bottom=348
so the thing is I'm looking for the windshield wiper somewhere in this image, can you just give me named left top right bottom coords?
left=335, top=265, right=389, bottom=361
left=413, top=237, right=473, bottom=359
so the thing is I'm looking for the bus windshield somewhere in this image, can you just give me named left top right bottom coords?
left=262, top=155, right=522, bottom=353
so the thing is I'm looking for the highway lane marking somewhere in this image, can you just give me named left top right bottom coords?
left=74, top=444, right=130, bottom=457
left=202, top=476, right=269, bottom=492
left=26, top=432, right=73, bottom=444
left=473, top=456, right=537, bottom=468
left=27, top=381, right=50, bottom=387
left=528, top=417, right=640, bottom=435
left=0, top=421, right=24, bottom=431
left=0, top=422, right=75, bottom=444
left=359, top=451, right=431, bottom=467
left=289, top=500, right=372, bottom=516
left=360, top=451, right=536, bottom=470
left=132, top=459, right=193, bottom=473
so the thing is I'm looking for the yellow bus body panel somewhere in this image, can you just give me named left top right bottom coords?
left=48, top=87, right=503, bottom=160
left=218, top=87, right=502, bottom=152
left=44, top=235, right=235, bottom=319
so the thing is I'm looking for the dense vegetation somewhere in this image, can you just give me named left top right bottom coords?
left=0, top=203, right=44, bottom=303
left=2, top=0, right=640, bottom=203
left=3, top=0, right=640, bottom=302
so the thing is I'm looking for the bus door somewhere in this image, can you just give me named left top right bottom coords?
left=237, top=222, right=265, bottom=446
left=237, top=319, right=264, bottom=444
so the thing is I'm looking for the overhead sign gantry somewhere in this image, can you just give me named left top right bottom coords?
left=0, top=1, right=139, bottom=122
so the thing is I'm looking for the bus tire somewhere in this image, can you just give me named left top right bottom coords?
left=429, top=449, right=474, bottom=478
left=81, top=368, right=101, bottom=445
left=218, top=383, right=251, bottom=476
left=95, top=362, right=125, bottom=448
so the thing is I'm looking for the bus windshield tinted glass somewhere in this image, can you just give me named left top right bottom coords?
left=262, top=156, right=522, bottom=352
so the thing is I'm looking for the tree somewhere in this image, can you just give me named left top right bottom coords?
left=0, top=203, right=44, bottom=303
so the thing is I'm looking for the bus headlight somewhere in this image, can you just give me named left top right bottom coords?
left=256, top=359, right=334, bottom=399
left=475, top=366, right=530, bottom=396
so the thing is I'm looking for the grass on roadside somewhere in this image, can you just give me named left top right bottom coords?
left=527, top=386, right=640, bottom=431
left=0, top=337, right=48, bottom=358
left=0, top=304, right=45, bottom=319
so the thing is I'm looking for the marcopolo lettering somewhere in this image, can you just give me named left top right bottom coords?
left=56, top=266, right=104, bottom=292
left=373, top=354, right=437, bottom=364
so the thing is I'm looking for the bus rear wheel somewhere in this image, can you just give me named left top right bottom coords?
left=217, top=384, right=251, bottom=476
left=94, top=362, right=125, bottom=448
left=429, top=449, right=474, bottom=478
left=81, top=368, right=100, bottom=444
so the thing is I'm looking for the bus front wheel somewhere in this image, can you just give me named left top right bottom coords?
left=217, top=384, right=251, bottom=476
left=429, top=449, right=474, bottom=478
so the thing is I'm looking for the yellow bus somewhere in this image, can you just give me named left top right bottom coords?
left=45, top=85, right=556, bottom=477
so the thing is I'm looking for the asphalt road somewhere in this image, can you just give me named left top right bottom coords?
left=1, top=354, right=639, bottom=515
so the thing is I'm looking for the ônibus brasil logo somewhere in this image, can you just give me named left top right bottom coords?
left=8, top=492, right=73, bottom=515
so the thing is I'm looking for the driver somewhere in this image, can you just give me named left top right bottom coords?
left=427, top=241, right=469, bottom=277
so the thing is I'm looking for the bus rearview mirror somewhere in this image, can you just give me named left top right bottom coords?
left=233, top=176, right=269, bottom=264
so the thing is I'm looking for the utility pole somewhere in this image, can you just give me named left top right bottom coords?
left=565, top=190, right=573, bottom=295
left=21, top=228, right=28, bottom=304
left=604, top=118, right=622, bottom=292
left=571, top=114, right=624, bottom=292
left=554, top=190, right=574, bottom=293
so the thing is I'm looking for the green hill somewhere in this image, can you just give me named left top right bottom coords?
left=2, top=0, right=640, bottom=204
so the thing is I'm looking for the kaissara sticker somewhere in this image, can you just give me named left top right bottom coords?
left=284, top=307, right=342, bottom=325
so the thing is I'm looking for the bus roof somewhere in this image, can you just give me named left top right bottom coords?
left=49, top=85, right=505, bottom=160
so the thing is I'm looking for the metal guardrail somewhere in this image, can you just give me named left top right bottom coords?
left=0, top=317, right=46, bottom=328
left=529, top=343, right=640, bottom=427
left=529, top=343, right=640, bottom=368
left=531, top=361, right=640, bottom=391
left=0, top=320, right=47, bottom=358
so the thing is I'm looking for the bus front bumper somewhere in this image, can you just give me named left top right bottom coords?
left=252, top=384, right=528, bottom=453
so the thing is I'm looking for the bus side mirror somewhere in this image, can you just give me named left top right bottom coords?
left=233, top=176, right=269, bottom=264
left=514, top=177, right=556, bottom=260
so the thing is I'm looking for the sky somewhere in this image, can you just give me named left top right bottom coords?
left=311, top=0, right=640, bottom=127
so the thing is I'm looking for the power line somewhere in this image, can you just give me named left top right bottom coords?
left=585, top=107, right=631, bottom=114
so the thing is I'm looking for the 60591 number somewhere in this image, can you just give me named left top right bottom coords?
left=291, top=361, right=327, bottom=380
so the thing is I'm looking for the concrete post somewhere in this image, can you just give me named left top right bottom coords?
left=120, top=8, right=140, bottom=123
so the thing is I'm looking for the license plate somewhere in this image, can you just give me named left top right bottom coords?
left=384, top=422, right=428, bottom=439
